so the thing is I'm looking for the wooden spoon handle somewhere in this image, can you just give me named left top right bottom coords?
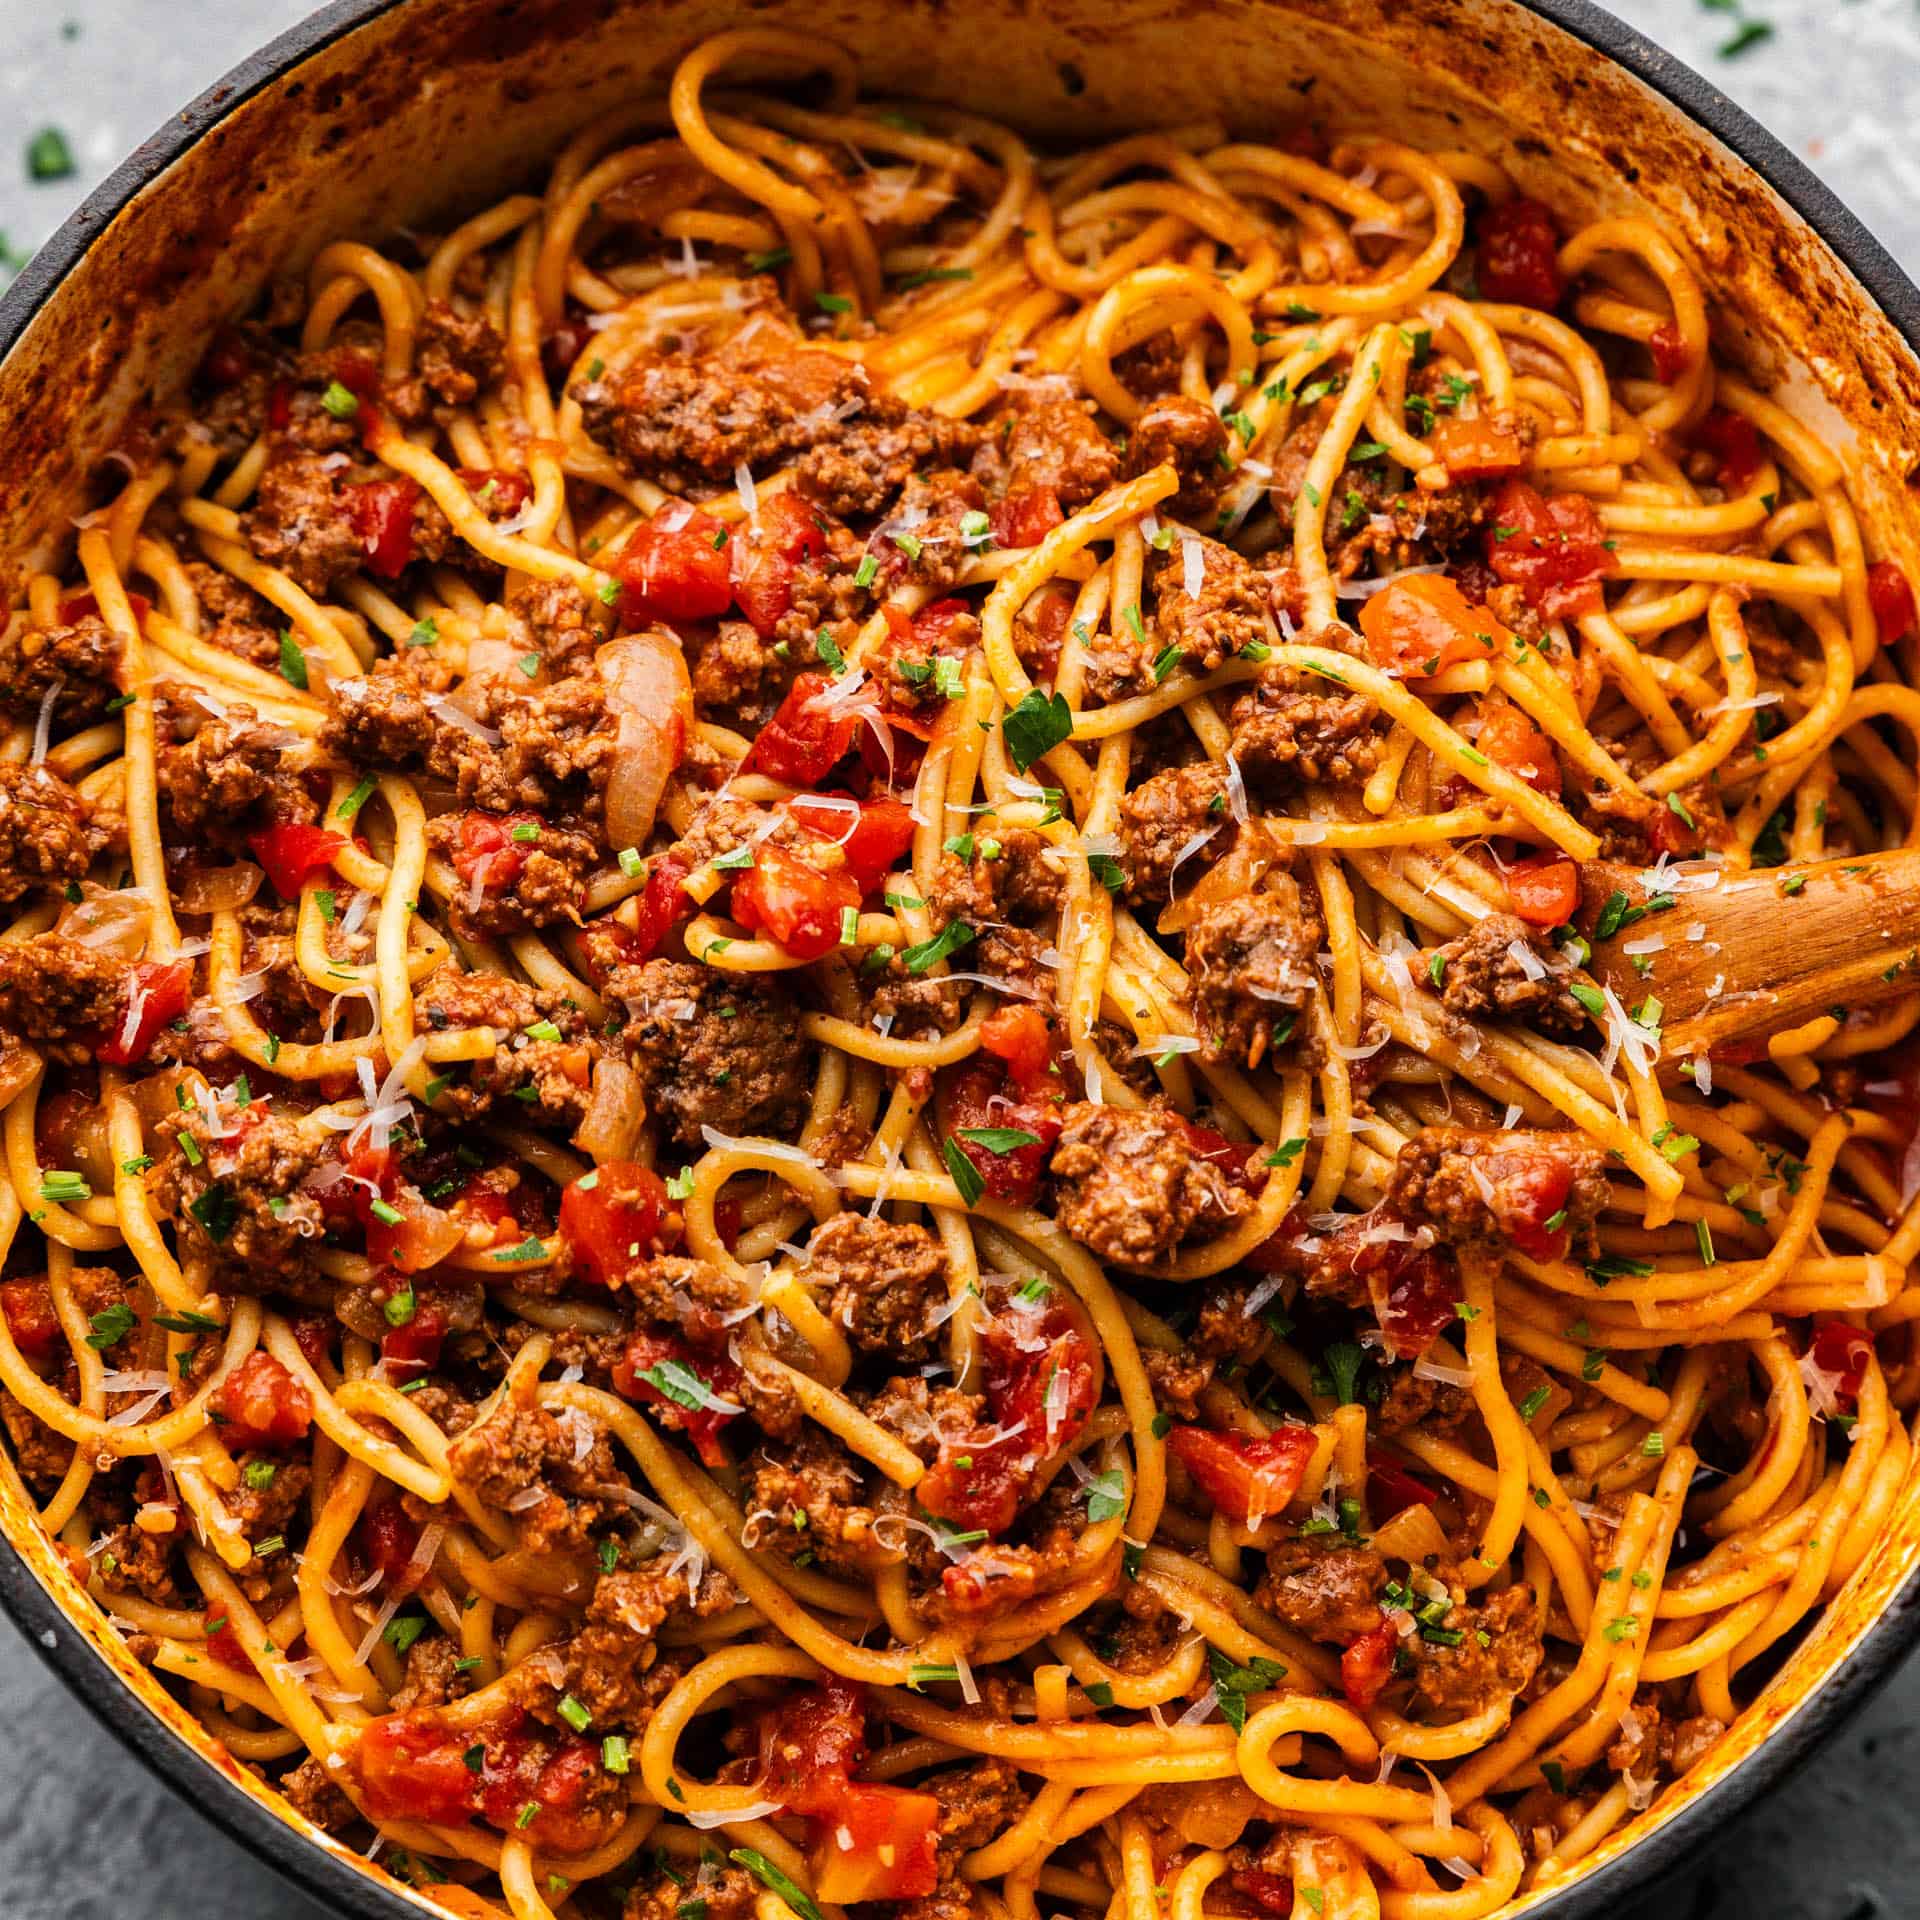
left=1579, top=849, right=1920, bottom=1061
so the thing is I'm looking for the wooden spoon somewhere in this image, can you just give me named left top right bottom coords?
left=1578, top=849, right=1920, bottom=1062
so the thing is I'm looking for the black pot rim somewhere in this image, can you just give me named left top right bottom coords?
left=1, top=2, right=1917, bottom=1914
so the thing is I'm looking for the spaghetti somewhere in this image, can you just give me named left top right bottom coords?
left=0, top=31, right=1915, bottom=1920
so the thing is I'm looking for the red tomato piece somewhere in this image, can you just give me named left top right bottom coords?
left=758, top=1676, right=870, bottom=1814
left=1366, top=1447, right=1438, bottom=1519
left=1428, top=415, right=1528, bottom=483
left=290, top=1312, right=335, bottom=1374
left=1166, top=1424, right=1317, bottom=1527
left=361, top=1497, right=422, bottom=1590
left=1647, top=321, right=1690, bottom=384
left=246, top=822, right=346, bottom=900
left=457, top=467, right=534, bottom=519
left=1020, top=587, right=1073, bottom=683
left=1691, top=408, right=1764, bottom=493
left=1230, top=1871, right=1297, bottom=1917
left=1376, top=1245, right=1462, bottom=1357
left=54, top=589, right=149, bottom=627
left=0, top=1279, right=60, bottom=1368
left=359, top=1712, right=483, bottom=1826
left=212, top=1351, right=313, bottom=1450
left=730, top=842, right=860, bottom=960
left=379, top=1298, right=449, bottom=1383
left=477, top=1734, right=620, bottom=1855
left=205, top=1611, right=253, bottom=1675
left=730, top=491, right=827, bottom=638
left=1505, top=853, right=1579, bottom=929
left=978, top=1004, right=1058, bottom=1096
left=743, top=673, right=858, bottom=785
left=810, top=1783, right=941, bottom=1903
left=1809, top=1319, right=1873, bottom=1404
left=787, top=795, right=917, bottom=894
left=97, top=959, right=194, bottom=1067
left=989, top=487, right=1065, bottom=550
left=618, top=505, right=734, bottom=625
left=919, top=1287, right=1095, bottom=1534
left=1486, top=1144, right=1577, bottom=1259
left=1358, top=573, right=1509, bottom=678
left=1340, top=1622, right=1400, bottom=1710
left=366, top=1185, right=466, bottom=1274
left=266, top=379, right=294, bottom=432
left=1484, top=479, right=1615, bottom=620
left=559, top=1161, right=671, bottom=1289
left=1868, top=560, right=1916, bottom=647
left=612, top=1329, right=743, bottom=1467
left=944, top=1061, right=1062, bottom=1208
left=1474, top=703, right=1561, bottom=796
left=346, top=478, right=420, bottom=580
left=447, top=810, right=543, bottom=898
left=1476, top=198, right=1565, bottom=309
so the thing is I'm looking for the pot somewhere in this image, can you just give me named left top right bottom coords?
left=2, top=2, right=1918, bottom=1915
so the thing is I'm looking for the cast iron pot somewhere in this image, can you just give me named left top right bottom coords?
left=1, top=0, right=1917, bottom=1912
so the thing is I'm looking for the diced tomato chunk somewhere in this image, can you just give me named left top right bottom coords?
left=478, top=1733, right=620, bottom=1855
left=1429, top=414, right=1527, bottom=482
left=989, top=487, right=1065, bottom=549
left=1231, top=1871, right=1297, bottom=1917
left=212, top=1351, right=313, bottom=1450
left=54, top=589, right=149, bottom=627
left=730, top=491, right=827, bottom=637
left=379, top=1297, right=449, bottom=1382
left=1359, top=573, right=1509, bottom=678
left=919, top=1286, right=1094, bottom=1535
left=1473, top=703, right=1561, bottom=796
left=1506, top=852, right=1579, bottom=929
left=1366, top=1447, right=1438, bottom=1519
left=346, top=478, right=420, bottom=580
left=1691, top=408, right=1764, bottom=493
left=1166, top=1423, right=1316, bottom=1527
left=1473, top=1139, right=1583, bottom=1261
left=870, top=600, right=977, bottom=741
left=978, top=1004, right=1057, bottom=1095
left=943, top=1060, right=1061, bottom=1209
left=1868, top=560, right=1916, bottom=647
left=447, top=810, right=544, bottom=898
left=457, top=467, right=534, bottom=519
left=758, top=1676, right=870, bottom=1814
left=1340, top=1622, right=1400, bottom=1710
left=810, top=1782, right=941, bottom=1902
left=1809, top=1319, right=1874, bottom=1404
left=97, top=959, right=194, bottom=1067
left=618, top=504, right=734, bottom=624
left=787, top=795, right=917, bottom=893
left=360, top=1712, right=483, bottom=1827
left=743, top=673, right=858, bottom=785
left=247, top=823, right=345, bottom=900
left=361, top=1496, right=422, bottom=1590
left=1377, top=1245, right=1462, bottom=1357
left=1484, top=479, right=1614, bottom=621
left=205, top=1611, right=254, bottom=1674
left=1647, top=321, right=1690, bottom=384
left=559, top=1161, right=672, bottom=1289
left=1476, top=197, right=1565, bottom=309
left=612, top=1329, right=742, bottom=1466
left=0, top=1279, right=60, bottom=1368
left=753, top=1679, right=940, bottom=1901
left=730, top=842, right=860, bottom=960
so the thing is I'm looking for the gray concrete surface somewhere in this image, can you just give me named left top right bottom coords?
left=1, top=1, right=1919, bottom=1914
